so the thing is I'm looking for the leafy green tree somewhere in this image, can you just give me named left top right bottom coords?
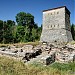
left=31, top=24, right=42, bottom=41
left=12, top=26, right=17, bottom=43
left=31, top=28, right=37, bottom=41
left=2, top=21, right=7, bottom=43
left=6, top=20, right=15, bottom=43
left=71, top=24, right=75, bottom=40
left=16, top=12, right=26, bottom=26
left=34, top=23, right=38, bottom=29
left=15, top=12, right=34, bottom=27
left=37, top=25, right=42, bottom=40
left=16, top=25, right=25, bottom=42
left=26, top=13, right=34, bottom=29
left=0, top=12, right=42, bottom=44
left=2, top=20, right=15, bottom=43
left=0, top=20, right=3, bottom=43
left=15, top=12, right=35, bottom=42
left=23, top=26, right=30, bottom=42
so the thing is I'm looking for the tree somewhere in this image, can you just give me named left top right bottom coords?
left=16, top=25, right=25, bottom=42
left=15, top=12, right=34, bottom=27
left=34, top=23, right=38, bottom=29
left=2, top=21, right=6, bottom=43
left=26, top=13, right=34, bottom=28
left=0, top=12, right=42, bottom=44
left=12, top=25, right=17, bottom=43
left=0, top=20, right=3, bottom=43
left=71, top=24, right=75, bottom=40
left=31, top=28, right=37, bottom=41
left=6, top=20, right=15, bottom=43
left=16, top=12, right=26, bottom=26
left=15, top=12, right=35, bottom=42
left=36, top=25, right=42, bottom=40
left=2, top=20, right=15, bottom=43
left=24, top=25, right=30, bottom=42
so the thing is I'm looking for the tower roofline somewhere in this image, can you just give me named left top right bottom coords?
left=43, top=6, right=70, bottom=14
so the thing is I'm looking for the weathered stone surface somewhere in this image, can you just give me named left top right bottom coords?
left=40, top=6, right=72, bottom=44
left=22, top=45, right=33, bottom=51
left=55, top=45, right=75, bottom=63
left=41, top=54, right=55, bottom=65
left=0, top=50, right=17, bottom=57
left=0, top=44, right=75, bottom=64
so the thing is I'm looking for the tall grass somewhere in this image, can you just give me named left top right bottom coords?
left=0, top=56, right=75, bottom=75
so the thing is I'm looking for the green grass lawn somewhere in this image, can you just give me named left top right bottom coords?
left=0, top=56, right=75, bottom=75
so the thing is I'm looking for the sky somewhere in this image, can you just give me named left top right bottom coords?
left=0, top=0, right=75, bottom=26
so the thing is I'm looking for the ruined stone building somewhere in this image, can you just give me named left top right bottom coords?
left=40, top=6, right=72, bottom=44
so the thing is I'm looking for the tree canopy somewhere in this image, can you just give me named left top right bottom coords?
left=15, top=12, right=34, bottom=27
left=0, top=12, right=42, bottom=44
left=71, top=24, right=75, bottom=40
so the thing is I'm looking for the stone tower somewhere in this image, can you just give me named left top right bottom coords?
left=40, top=6, right=72, bottom=44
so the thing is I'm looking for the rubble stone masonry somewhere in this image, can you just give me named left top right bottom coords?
left=40, top=6, right=72, bottom=44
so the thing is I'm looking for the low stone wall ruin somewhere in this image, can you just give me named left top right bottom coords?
left=0, top=43, right=75, bottom=65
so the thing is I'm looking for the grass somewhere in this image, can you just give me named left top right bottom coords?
left=0, top=56, right=75, bottom=75
left=0, top=41, right=40, bottom=47
left=68, top=41, right=75, bottom=45
left=0, top=40, right=75, bottom=48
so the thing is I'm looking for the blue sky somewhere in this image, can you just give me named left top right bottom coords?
left=0, top=0, right=75, bottom=26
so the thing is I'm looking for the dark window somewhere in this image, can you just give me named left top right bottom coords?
left=58, top=24, right=59, bottom=27
left=57, top=12, right=59, bottom=14
left=48, top=25, right=49, bottom=28
left=51, top=25, right=52, bottom=27
left=55, top=40, right=57, bottom=42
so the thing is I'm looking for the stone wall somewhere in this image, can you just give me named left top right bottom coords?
left=40, top=6, right=72, bottom=44
left=0, top=44, right=75, bottom=64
